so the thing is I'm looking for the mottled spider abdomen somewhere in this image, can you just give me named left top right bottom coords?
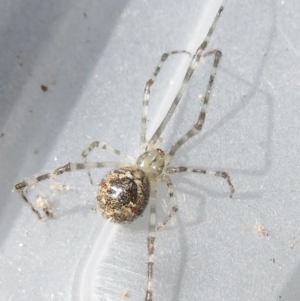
left=97, top=167, right=150, bottom=223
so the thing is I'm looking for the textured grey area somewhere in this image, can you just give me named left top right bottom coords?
left=0, top=0, right=300, bottom=300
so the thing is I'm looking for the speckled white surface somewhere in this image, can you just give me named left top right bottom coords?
left=0, top=0, right=300, bottom=300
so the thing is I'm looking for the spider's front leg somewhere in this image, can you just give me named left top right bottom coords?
left=167, top=166, right=235, bottom=198
left=168, top=49, right=222, bottom=157
left=140, top=50, right=191, bottom=153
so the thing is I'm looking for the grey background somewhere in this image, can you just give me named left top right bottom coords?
left=0, top=0, right=300, bottom=300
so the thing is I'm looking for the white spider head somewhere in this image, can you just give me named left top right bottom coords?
left=136, top=148, right=165, bottom=180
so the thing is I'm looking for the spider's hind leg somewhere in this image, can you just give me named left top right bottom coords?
left=16, top=188, right=43, bottom=220
left=145, top=182, right=158, bottom=301
left=81, top=141, right=133, bottom=184
left=157, top=176, right=178, bottom=231
left=14, top=161, right=125, bottom=219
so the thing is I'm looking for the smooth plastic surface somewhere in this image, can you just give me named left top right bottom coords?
left=1, top=0, right=300, bottom=300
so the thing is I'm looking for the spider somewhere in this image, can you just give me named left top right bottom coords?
left=14, top=0, right=234, bottom=300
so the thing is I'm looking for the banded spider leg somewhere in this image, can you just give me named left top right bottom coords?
left=141, top=1, right=233, bottom=300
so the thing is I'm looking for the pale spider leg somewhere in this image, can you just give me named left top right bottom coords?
left=81, top=141, right=134, bottom=184
left=150, top=0, right=228, bottom=146
left=140, top=50, right=191, bottom=153
left=157, top=175, right=178, bottom=231
left=166, top=166, right=235, bottom=198
left=14, top=161, right=127, bottom=219
left=167, top=49, right=222, bottom=157
left=145, top=182, right=157, bottom=301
